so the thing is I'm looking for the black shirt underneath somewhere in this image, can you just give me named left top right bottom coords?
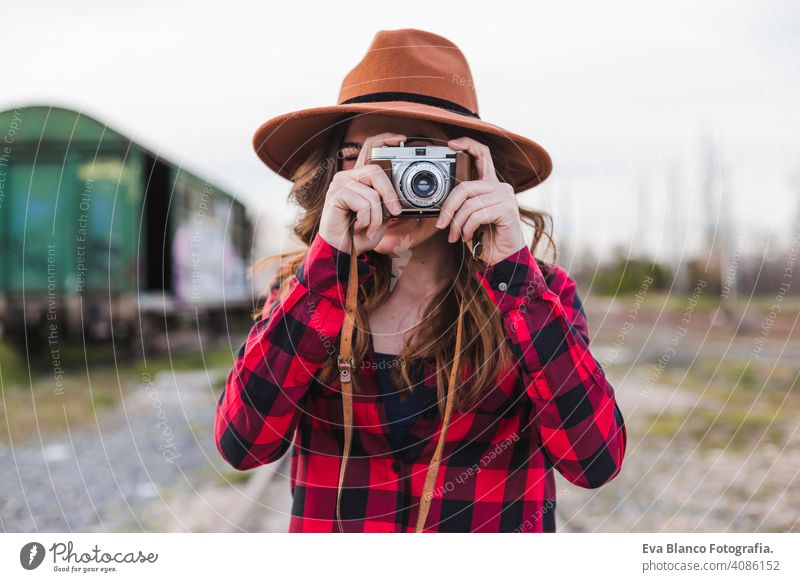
left=373, top=352, right=428, bottom=450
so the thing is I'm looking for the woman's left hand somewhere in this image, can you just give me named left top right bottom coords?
left=435, top=136, right=526, bottom=266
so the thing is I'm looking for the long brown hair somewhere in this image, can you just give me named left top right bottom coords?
left=249, top=116, right=557, bottom=413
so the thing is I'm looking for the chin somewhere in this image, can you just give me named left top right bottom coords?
left=374, top=217, right=439, bottom=255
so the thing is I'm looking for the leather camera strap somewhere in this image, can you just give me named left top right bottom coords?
left=335, top=222, right=360, bottom=532
left=415, top=294, right=464, bottom=532
left=335, top=221, right=467, bottom=533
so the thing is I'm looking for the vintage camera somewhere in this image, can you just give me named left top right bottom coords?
left=368, top=142, right=474, bottom=217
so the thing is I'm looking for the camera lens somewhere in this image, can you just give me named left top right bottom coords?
left=398, top=162, right=448, bottom=207
left=410, top=171, right=437, bottom=198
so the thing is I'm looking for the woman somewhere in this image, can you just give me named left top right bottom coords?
left=215, top=28, right=627, bottom=533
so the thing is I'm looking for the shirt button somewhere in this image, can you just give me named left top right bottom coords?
left=391, top=460, right=401, bottom=474
left=498, top=282, right=508, bottom=292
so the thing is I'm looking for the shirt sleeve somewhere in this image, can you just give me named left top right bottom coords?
left=474, top=246, right=627, bottom=489
left=214, top=232, right=376, bottom=470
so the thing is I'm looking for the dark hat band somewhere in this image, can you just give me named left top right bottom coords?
left=340, top=91, right=480, bottom=119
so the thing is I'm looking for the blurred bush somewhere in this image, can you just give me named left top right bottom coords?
left=0, top=341, right=27, bottom=388
left=585, top=253, right=672, bottom=296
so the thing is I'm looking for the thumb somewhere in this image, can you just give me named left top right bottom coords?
left=355, top=220, right=390, bottom=254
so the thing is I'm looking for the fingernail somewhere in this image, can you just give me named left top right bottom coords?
left=435, top=218, right=444, bottom=228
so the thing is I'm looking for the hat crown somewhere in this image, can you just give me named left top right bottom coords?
left=338, top=29, right=479, bottom=116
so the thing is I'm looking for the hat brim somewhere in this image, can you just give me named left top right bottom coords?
left=252, top=101, right=552, bottom=193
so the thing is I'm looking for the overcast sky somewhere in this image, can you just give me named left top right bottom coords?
left=2, top=0, right=799, bottom=267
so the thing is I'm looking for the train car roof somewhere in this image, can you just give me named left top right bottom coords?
left=0, top=104, right=244, bottom=207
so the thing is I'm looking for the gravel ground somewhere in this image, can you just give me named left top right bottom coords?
left=0, top=368, right=231, bottom=532
left=554, top=368, right=800, bottom=532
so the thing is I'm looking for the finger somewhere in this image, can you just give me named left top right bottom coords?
left=352, top=189, right=382, bottom=238
left=342, top=178, right=384, bottom=238
left=436, top=180, right=498, bottom=230
left=448, top=196, right=501, bottom=243
left=360, top=217, right=391, bottom=246
left=336, top=189, right=372, bottom=232
left=340, top=166, right=390, bottom=230
left=366, top=188, right=382, bottom=239
left=447, top=136, right=498, bottom=182
left=461, top=203, right=504, bottom=242
left=355, top=132, right=407, bottom=168
left=350, top=164, right=402, bottom=216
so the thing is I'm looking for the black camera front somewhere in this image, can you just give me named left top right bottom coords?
left=410, top=170, right=438, bottom=198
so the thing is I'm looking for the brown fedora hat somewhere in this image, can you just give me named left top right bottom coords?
left=253, top=28, right=552, bottom=193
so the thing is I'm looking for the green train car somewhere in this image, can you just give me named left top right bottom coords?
left=0, top=105, right=254, bottom=345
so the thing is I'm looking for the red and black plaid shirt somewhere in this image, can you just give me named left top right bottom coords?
left=215, top=231, right=627, bottom=532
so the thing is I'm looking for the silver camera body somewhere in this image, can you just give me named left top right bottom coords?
left=369, top=144, right=467, bottom=217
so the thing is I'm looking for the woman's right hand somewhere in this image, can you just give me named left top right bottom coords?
left=318, top=132, right=406, bottom=255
